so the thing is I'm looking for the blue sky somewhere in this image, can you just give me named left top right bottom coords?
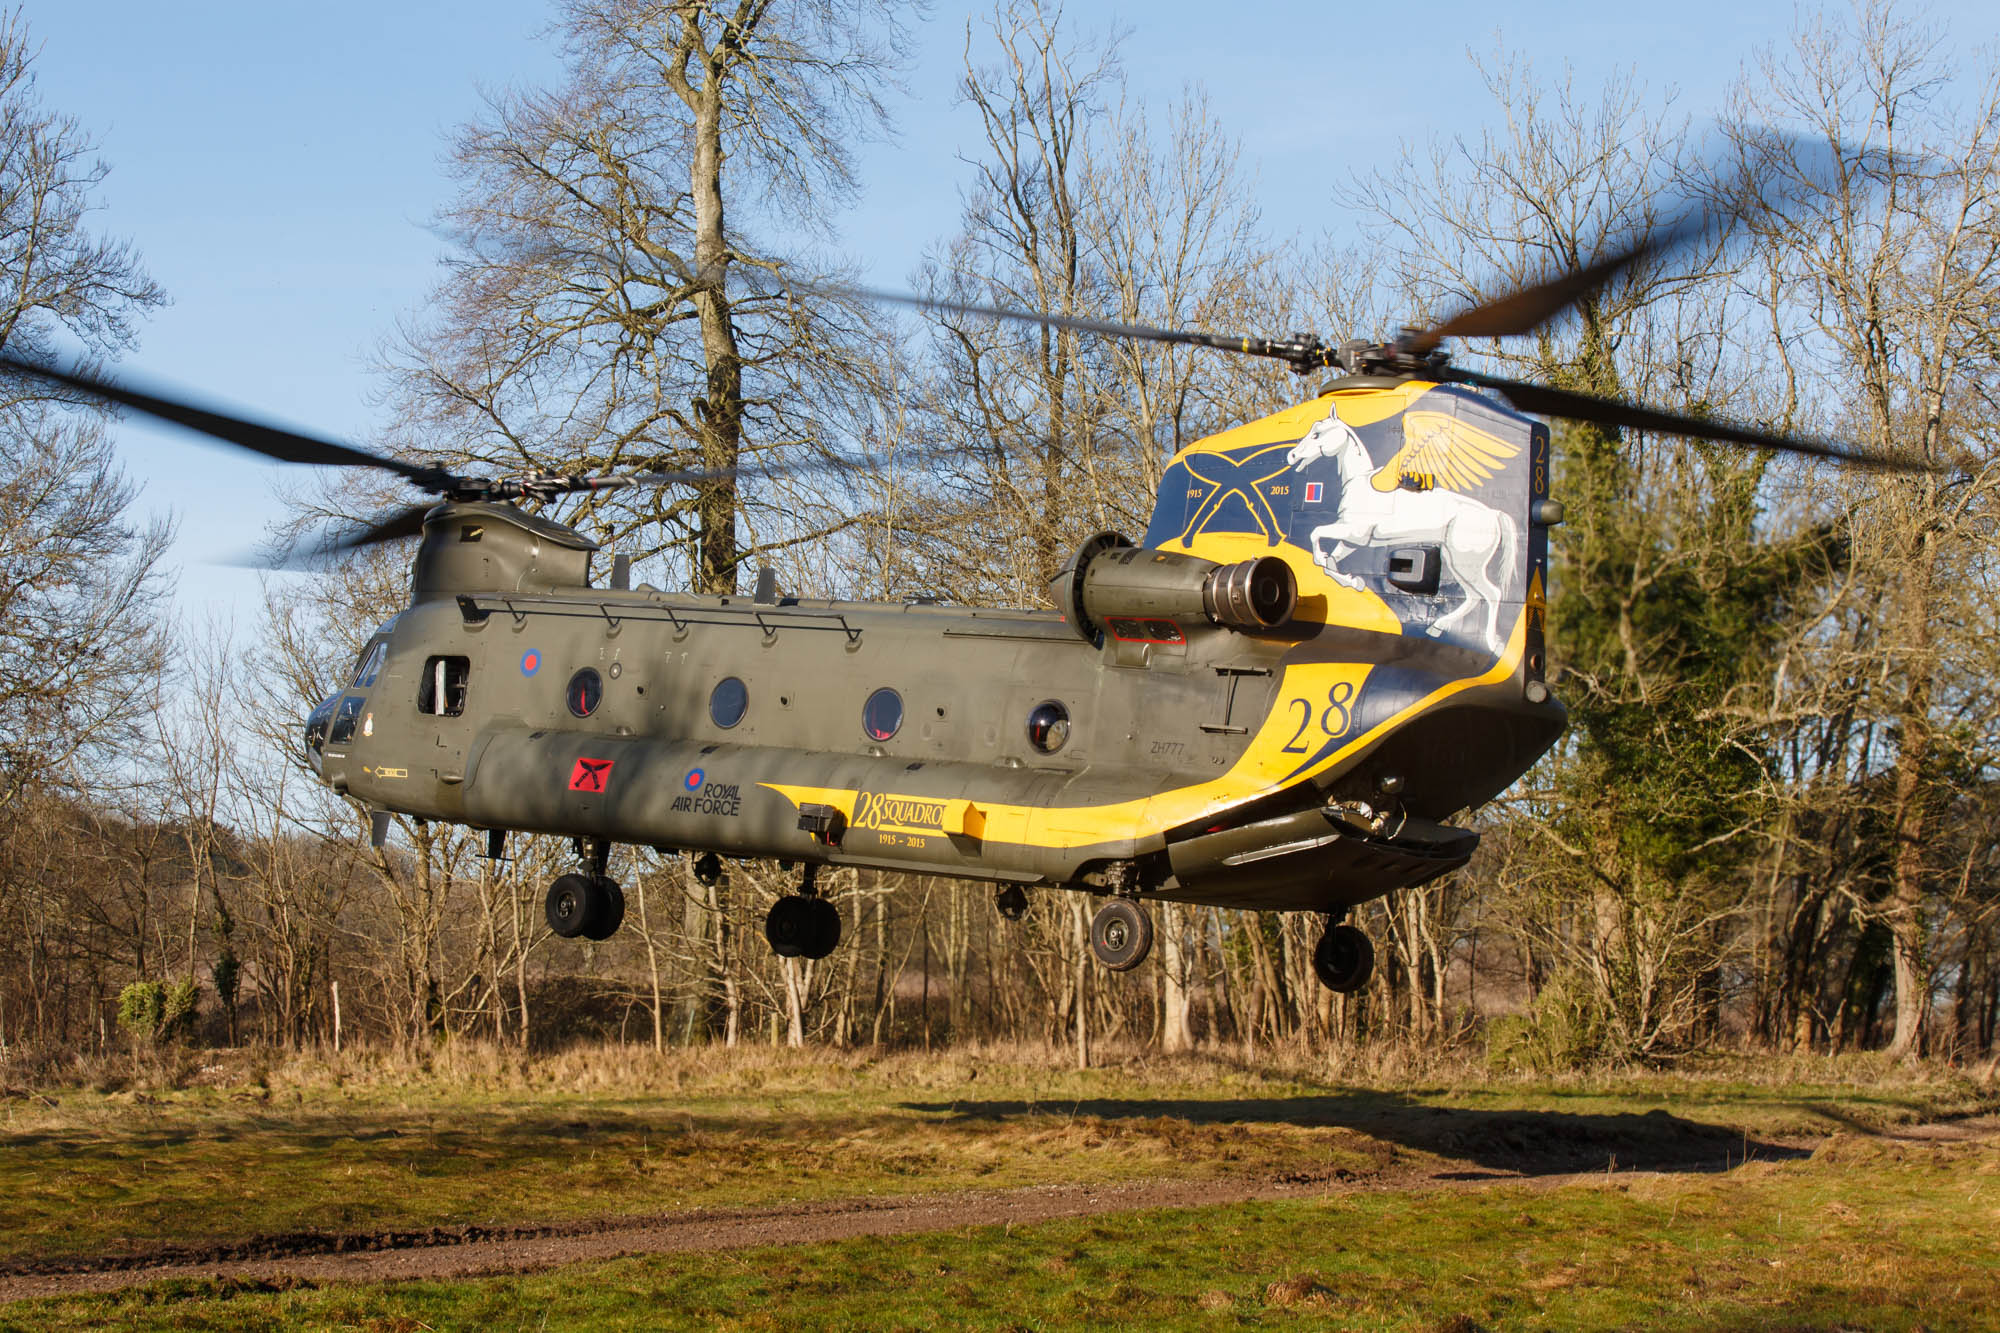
left=21, top=0, right=1997, bottom=624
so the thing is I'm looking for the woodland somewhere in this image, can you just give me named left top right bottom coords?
left=3, top=0, right=1998, bottom=1077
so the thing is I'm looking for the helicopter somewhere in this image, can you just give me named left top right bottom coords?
left=3, top=195, right=1920, bottom=997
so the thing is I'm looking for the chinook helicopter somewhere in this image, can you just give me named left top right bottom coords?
left=3, top=197, right=1918, bottom=997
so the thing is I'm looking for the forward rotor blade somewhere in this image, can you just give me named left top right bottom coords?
left=0, top=353, right=448, bottom=488
left=292, top=504, right=436, bottom=563
left=1448, top=367, right=1928, bottom=471
left=813, top=283, right=1334, bottom=371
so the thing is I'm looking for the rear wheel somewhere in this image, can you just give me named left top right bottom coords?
left=1089, top=898, right=1154, bottom=971
left=764, top=896, right=811, bottom=958
left=1312, top=923, right=1374, bottom=992
left=801, top=897, right=841, bottom=960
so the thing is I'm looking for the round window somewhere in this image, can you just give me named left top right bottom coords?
left=1026, top=700, right=1070, bottom=753
left=566, top=668, right=603, bottom=718
left=862, top=687, right=903, bottom=742
left=709, top=677, right=749, bottom=729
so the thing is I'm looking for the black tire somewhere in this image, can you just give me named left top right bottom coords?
left=583, top=876, right=625, bottom=941
left=1089, top=898, right=1154, bottom=972
left=693, top=852, right=723, bottom=886
left=995, top=885, right=1029, bottom=921
left=545, top=873, right=596, bottom=939
left=764, top=896, right=811, bottom=958
left=1312, top=924, right=1374, bottom=993
left=801, top=896, right=842, bottom=960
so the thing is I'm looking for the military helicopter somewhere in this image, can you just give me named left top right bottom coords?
left=3, top=197, right=1917, bottom=997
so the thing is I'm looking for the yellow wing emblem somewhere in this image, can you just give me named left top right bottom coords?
left=1370, top=409, right=1521, bottom=492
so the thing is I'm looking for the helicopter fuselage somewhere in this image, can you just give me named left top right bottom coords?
left=307, top=383, right=1567, bottom=915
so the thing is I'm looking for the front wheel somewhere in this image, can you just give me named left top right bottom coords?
left=1312, top=923, right=1374, bottom=993
left=582, top=876, right=625, bottom=941
left=545, top=873, right=599, bottom=939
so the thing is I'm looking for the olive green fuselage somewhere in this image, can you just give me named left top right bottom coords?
left=311, top=503, right=1562, bottom=912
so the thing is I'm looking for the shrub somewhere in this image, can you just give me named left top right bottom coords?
left=1485, top=971, right=1617, bottom=1073
left=116, top=981, right=165, bottom=1042
left=161, top=979, right=200, bottom=1043
left=115, top=978, right=202, bottom=1045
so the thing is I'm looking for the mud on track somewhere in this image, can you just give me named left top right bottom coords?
left=8, top=1105, right=1929, bottom=1302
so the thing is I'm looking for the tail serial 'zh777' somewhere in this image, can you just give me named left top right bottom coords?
left=9, top=195, right=1922, bottom=995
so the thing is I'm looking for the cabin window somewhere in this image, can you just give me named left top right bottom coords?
left=418, top=655, right=469, bottom=717
left=709, top=677, right=748, bottom=729
left=566, top=668, right=603, bottom=718
left=862, top=687, right=903, bottom=742
left=329, top=695, right=365, bottom=745
left=1026, top=700, right=1070, bottom=753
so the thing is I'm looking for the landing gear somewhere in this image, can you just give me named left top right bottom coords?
left=546, top=838, right=624, bottom=941
left=1088, top=898, right=1153, bottom=972
left=692, top=851, right=723, bottom=886
left=1312, top=921, right=1374, bottom=992
left=764, top=863, right=841, bottom=960
left=545, top=873, right=624, bottom=941
left=994, top=885, right=1029, bottom=921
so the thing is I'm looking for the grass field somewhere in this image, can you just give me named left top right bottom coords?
left=4, top=1044, right=1996, bottom=1328
left=6, top=1134, right=1999, bottom=1330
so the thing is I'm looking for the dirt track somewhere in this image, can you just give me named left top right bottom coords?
left=6, top=1112, right=1993, bottom=1303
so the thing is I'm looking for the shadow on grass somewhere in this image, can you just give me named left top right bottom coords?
left=900, top=1092, right=1807, bottom=1176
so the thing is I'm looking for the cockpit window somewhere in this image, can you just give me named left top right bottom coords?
left=305, top=696, right=337, bottom=754
left=329, top=696, right=365, bottom=745
left=351, top=642, right=387, bottom=688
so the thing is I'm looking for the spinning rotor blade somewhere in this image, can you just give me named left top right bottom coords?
left=1405, top=211, right=1715, bottom=354
left=265, top=505, right=437, bottom=567
left=814, top=283, right=1334, bottom=372
left=0, top=353, right=448, bottom=488
left=1448, top=366, right=1927, bottom=471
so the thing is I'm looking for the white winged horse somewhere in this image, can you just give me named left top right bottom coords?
left=1286, top=410, right=1520, bottom=655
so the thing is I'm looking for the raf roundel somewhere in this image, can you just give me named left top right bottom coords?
left=520, top=650, right=541, bottom=676
left=684, top=768, right=704, bottom=791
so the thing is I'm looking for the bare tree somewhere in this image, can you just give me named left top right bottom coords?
left=385, top=0, right=913, bottom=595
left=0, top=11, right=168, bottom=820
left=1725, top=2, right=2000, bottom=1058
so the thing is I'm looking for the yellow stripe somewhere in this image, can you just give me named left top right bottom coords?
left=762, top=611, right=1526, bottom=852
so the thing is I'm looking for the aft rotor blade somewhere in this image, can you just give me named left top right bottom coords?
left=1406, top=213, right=1713, bottom=354
left=0, top=353, right=449, bottom=488
left=1449, top=367, right=1929, bottom=471
left=818, top=283, right=1335, bottom=372
left=1405, top=130, right=1881, bottom=356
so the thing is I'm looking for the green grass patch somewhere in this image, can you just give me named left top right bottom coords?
left=3, top=1045, right=1991, bottom=1264
left=10, top=1137, right=2000, bottom=1330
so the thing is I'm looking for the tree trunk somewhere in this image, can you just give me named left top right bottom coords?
left=688, top=66, right=742, bottom=595
left=1071, top=897, right=1090, bottom=1069
left=1160, top=903, right=1192, bottom=1052
left=1886, top=541, right=1937, bottom=1060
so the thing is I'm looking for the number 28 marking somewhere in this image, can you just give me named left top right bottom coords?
left=1280, top=681, right=1356, bottom=753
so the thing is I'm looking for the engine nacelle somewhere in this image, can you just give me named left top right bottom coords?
left=410, top=501, right=599, bottom=603
left=1050, top=531, right=1296, bottom=642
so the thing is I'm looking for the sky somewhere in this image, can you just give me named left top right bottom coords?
left=20, top=0, right=2000, bottom=629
